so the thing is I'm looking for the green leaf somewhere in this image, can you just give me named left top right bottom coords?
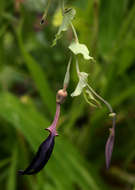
left=83, top=89, right=101, bottom=108
left=7, top=146, right=17, bottom=190
left=0, top=158, right=10, bottom=169
left=69, top=41, right=93, bottom=60
left=52, top=8, right=76, bottom=46
left=71, top=72, right=88, bottom=97
left=63, top=57, right=72, bottom=87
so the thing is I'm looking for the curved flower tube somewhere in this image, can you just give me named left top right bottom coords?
left=18, top=103, right=61, bottom=175
left=105, top=115, right=116, bottom=169
left=105, top=128, right=115, bottom=169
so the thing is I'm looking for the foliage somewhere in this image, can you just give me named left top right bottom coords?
left=0, top=0, right=135, bottom=190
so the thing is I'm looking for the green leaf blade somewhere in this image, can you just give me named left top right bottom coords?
left=69, top=42, right=93, bottom=60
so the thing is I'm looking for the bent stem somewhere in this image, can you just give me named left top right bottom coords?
left=70, top=22, right=79, bottom=43
left=87, top=84, right=113, bottom=113
left=86, top=84, right=116, bottom=168
left=46, top=103, right=61, bottom=136
left=87, top=84, right=116, bottom=131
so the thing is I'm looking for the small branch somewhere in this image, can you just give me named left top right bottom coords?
left=75, top=58, right=80, bottom=74
left=46, top=103, right=60, bottom=136
left=70, top=22, right=79, bottom=43
left=87, top=84, right=113, bottom=113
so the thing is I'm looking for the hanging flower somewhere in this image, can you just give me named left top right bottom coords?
left=18, top=133, right=55, bottom=175
left=105, top=114, right=116, bottom=169
left=105, top=128, right=115, bottom=169
left=18, top=103, right=60, bottom=175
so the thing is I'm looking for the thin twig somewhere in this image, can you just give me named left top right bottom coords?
left=87, top=84, right=113, bottom=113
left=70, top=22, right=79, bottom=43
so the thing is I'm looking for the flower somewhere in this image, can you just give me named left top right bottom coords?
left=105, top=128, right=115, bottom=169
left=18, top=103, right=60, bottom=175
left=105, top=115, right=116, bottom=169
left=18, top=134, right=55, bottom=175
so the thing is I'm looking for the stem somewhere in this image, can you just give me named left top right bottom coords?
left=110, top=167, right=135, bottom=185
left=63, top=56, right=72, bottom=90
left=87, top=84, right=116, bottom=131
left=70, top=22, right=79, bottom=43
left=40, top=0, right=51, bottom=24
left=87, top=84, right=113, bottom=113
left=46, top=103, right=60, bottom=136
left=75, top=58, right=80, bottom=74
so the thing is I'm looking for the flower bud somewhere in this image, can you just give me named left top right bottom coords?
left=56, top=89, right=67, bottom=104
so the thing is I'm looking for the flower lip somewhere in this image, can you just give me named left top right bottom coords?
left=18, top=133, right=55, bottom=175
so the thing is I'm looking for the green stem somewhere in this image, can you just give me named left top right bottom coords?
left=70, top=22, right=79, bottom=43
left=63, top=56, right=72, bottom=90
left=87, top=84, right=116, bottom=130
left=75, top=58, right=80, bottom=74
left=110, top=167, right=135, bottom=185
left=87, top=84, right=113, bottom=113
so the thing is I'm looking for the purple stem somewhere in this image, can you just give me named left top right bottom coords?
left=46, top=103, right=60, bottom=136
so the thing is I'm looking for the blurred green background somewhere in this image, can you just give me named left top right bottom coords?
left=0, top=0, right=135, bottom=189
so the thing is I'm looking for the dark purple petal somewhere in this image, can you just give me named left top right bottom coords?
left=105, top=128, right=115, bottom=169
left=18, top=134, right=55, bottom=175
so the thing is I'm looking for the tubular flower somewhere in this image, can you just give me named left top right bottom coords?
left=18, top=133, right=55, bottom=175
left=105, top=128, right=115, bottom=169
left=18, top=103, right=60, bottom=175
left=105, top=114, right=116, bottom=169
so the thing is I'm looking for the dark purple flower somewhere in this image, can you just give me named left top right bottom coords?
left=18, top=134, right=55, bottom=175
left=105, top=114, right=116, bottom=169
left=18, top=103, right=60, bottom=175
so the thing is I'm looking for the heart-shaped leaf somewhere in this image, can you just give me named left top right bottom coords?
left=69, top=41, right=93, bottom=60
